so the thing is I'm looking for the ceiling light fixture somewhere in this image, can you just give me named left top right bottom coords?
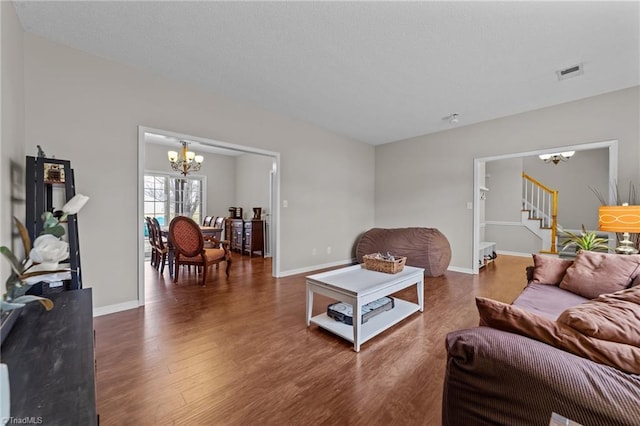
left=448, top=113, right=460, bottom=125
left=168, top=141, right=203, bottom=176
left=538, top=151, right=575, bottom=165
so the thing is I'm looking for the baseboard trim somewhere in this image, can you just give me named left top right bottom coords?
left=93, top=300, right=140, bottom=317
left=277, top=259, right=356, bottom=277
left=447, top=266, right=474, bottom=274
left=485, top=221, right=523, bottom=227
left=496, top=250, right=532, bottom=258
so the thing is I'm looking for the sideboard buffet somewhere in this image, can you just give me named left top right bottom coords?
left=225, top=218, right=264, bottom=257
left=1, top=288, right=97, bottom=424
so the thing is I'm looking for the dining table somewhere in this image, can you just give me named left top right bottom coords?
left=160, top=226, right=224, bottom=278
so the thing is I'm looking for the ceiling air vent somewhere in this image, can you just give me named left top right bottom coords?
left=556, top=63, right=584, bottom=81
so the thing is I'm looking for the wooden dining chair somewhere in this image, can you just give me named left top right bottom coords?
left=168, top=216, right=231, bottom=286
left=145, top=217, right=158, bottom=268
left=151, top=217, right=169, bottom=274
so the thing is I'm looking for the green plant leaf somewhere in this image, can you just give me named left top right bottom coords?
left=4, top=273, right=22, bottom=301
left=41, top=211, right=58, bottom=228
left=40, top=224, right=65, bottom=238
left=561, top=225, right=609, bottom=253
left=0, top=246, right=25, bottom=275
left=1, top=300, right=26, bottom=311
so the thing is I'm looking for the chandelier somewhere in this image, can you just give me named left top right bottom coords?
left=168, top=141, right=203, bottom=176
left=538, top=151, right=575, bottom=165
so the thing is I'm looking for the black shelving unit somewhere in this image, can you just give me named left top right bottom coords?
left=25, top=156, right=82, bottom=290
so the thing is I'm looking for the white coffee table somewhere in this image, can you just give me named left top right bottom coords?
left=306, top=264, right=424, bottom=352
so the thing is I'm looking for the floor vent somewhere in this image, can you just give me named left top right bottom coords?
left=556, top=63, right=584, bottom=81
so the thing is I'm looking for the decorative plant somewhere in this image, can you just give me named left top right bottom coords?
left=560, top=225, right=609, bottom=253
left=1, top=194, right=89, bottom=312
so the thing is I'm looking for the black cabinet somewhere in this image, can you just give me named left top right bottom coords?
left=1, top=289, right=97, bottom=425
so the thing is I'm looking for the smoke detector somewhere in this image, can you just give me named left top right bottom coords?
left=556, top=63, right=584, bottom=81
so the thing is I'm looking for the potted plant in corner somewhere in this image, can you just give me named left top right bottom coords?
left=0, top=194, right=89, bottom=344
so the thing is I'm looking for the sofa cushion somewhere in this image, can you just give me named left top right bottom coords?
left=557, top=286, right=640, bottom=347
left=476, top=296, right=640, bottom=374
left=512, top=283, right=587, bottom=320
left=531, top=254, right=573, bottom=285
left=559, top=251, right=640, bottom=299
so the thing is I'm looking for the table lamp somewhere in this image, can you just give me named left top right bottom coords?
left=598, top=203, right=640, bottom=254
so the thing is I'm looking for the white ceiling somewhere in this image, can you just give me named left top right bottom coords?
left=13, top=1, right=640, bottom=145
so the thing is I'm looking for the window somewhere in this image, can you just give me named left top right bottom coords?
left=144, top=173, right=204, bottom=227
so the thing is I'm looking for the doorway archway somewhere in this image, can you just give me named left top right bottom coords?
left=137, top=126, right=281, bottom=305
left=472, top=139, right=618, bottom=274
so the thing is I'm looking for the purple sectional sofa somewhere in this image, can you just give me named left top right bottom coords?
left=443, top=252, right=640, bottom=426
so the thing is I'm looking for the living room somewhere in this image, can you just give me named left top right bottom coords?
left=1, top=1, right=639, bottom=425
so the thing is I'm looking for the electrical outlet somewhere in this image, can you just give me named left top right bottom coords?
left=312, top=248, right=316, bottom=256
left=283, top=200, right=288, bottom=208
left=327, top=246, right=332, bottom=254
left=466, top=202, right=473, bottom=210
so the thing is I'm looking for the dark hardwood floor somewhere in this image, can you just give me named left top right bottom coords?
left=94, top=253, right=532, bottom=425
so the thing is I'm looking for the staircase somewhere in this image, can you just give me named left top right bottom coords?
left=521, top=173, right=558, bottom=254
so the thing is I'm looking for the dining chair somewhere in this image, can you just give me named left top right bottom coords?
left=168, top=216, right=231, bottom=286
left=145, top=217, right=158, bottom=268
left=203, top=216, right=213, bottom=226
left=213, top=216, right=224, bottom=228
left=151, top=217, right=169, bottom=274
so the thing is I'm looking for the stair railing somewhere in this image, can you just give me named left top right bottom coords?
left=522, top=172, right=558, bottom=253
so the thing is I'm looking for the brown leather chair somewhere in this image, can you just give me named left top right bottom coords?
left=168, top=216, right=231, bottom=286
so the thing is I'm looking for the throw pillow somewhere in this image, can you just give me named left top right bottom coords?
left=557, top=286, right=640, bottom=347
left=559, top=251, right=640, bottom=299
left=475, top=297, right=640, bottom=374
left=531, top=254, right=573, bottom=285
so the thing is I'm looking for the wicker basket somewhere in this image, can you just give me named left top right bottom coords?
left=362, top=254, right=407, bottom=274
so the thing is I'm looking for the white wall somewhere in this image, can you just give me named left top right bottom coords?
left=22, top=34, right=375, bottom=309
left=375, top=86, right=640, bottom=271
left=485, top=157, right=524, bottom=223
left=1, top=2, right=26, bottom=294
left=235, top=153, right=272, bottom=222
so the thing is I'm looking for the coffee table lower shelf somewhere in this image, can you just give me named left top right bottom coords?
left=309, top=299, right=420, bottom=346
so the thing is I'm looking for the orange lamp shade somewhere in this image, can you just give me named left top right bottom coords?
left=598, top=205, right=640, bottom=233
